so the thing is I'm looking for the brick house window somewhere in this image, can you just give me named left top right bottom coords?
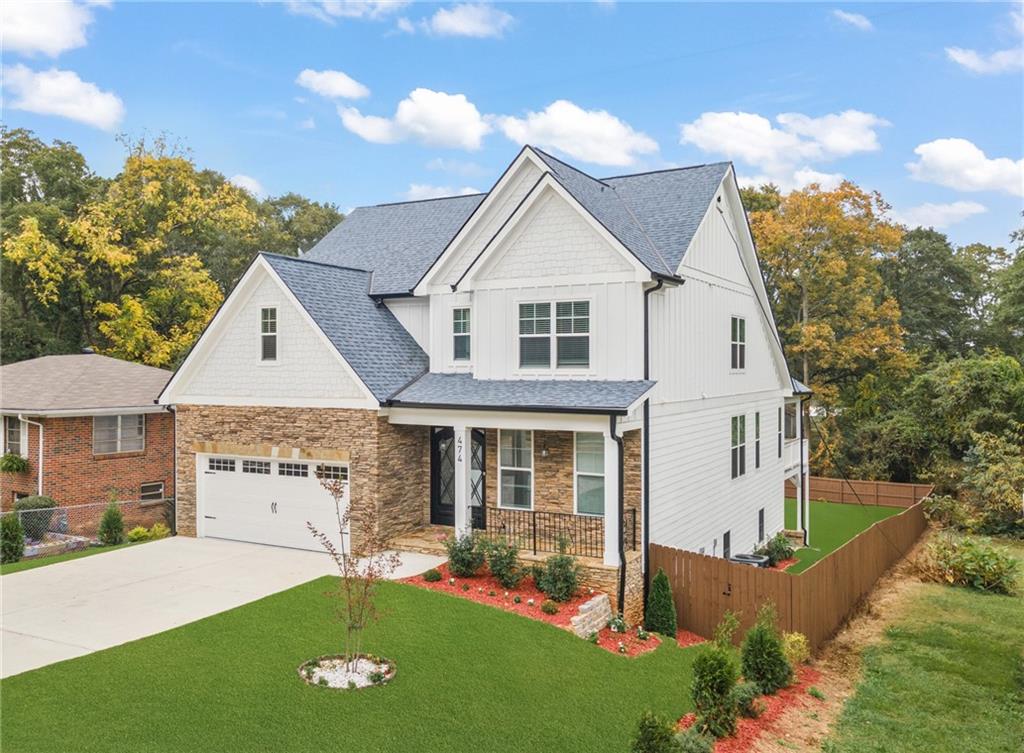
left=731, top=316, right=746, bottom=370
left=93, top=414, right=145, bottom=454
left=731, top=415, right=746, bottom=479
left=260, top=307, right=277, bottom=361
left=452, top=307, right=471, bottom=361
left=574, top=432, right=604, bottom=516
left=4, top=416, right=24, bottom=456
left=518, top=301, right=590, bottom=369
left=498, top=430, right=532, bottom=509
left=140, top=482, right=165, bottom=501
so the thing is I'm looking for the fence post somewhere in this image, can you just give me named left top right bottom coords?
left=532, top=512, right=537, bottom=556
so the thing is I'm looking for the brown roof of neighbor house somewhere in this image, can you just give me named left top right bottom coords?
left=0, top=353, right=172, bottom=414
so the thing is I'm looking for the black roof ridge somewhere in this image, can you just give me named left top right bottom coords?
left=360, top=192, right=487, bottom=210
left=530, top=146, right=612, bottom=188
left=260, top=251, right=371, bottom=275
left=600, top=161, right=732, bottom=181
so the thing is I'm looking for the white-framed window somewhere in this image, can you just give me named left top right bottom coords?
left=4, top=417, right=24, bottom=456
left=498, top=429, right=533, bottom=509
left=758, top=508, right=765, bottom=543
left=777, top=406, right=783, bottom=459
left=278, top=462, right=308, bottom=477
left=723, top=530, right=732, bottom=559
left=452, top=307, right=471, bottom=361
left=785, top=403, right=798, bottom=439
left=518, top=300, right=590, bottom=369
left=316, top=464, right=348, bottom=481
left=731, top=415, right=746, bottom=479
left=140, top=482, right=165, bottom=502
left=93, top=414, right=145, bottom=454
left=731, top=316, right=746, bottom=370
left=755, top=411, right=761, bottom=469
left=242, top=460, right=271, bottom=474
left=574, top=432, right=605, bottom=516
left=208, top=457, right=235, bottom=472
left=260, top=307, right=277, bottom=362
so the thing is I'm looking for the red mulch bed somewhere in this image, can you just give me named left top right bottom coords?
left=676, top=629, right=706, bottom=648
left=593, top=626, right=661, bottom=657
left=770, top=557, right=798, bottom=572
left=677, top=665, right=823, bottom=752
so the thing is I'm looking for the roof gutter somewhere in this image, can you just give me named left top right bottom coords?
left=609, top=413, right=626, bottom=616
left=387, top=400, right=633, bottom=416
left=17, top=414, right=43, bottom=496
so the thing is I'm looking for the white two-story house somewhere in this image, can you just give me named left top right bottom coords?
left=158, top=146, right=810, bottom=622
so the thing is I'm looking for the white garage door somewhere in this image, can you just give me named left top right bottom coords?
left=197, top=455, right=349, bottom=553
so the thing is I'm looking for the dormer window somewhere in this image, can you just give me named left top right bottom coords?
left=731, top=316, right=746, bottom=370
left=260, top=307, right=277, bottom=361
left=453, top=307, right=471, bottom=361
left=519, top=300, right=590, bottom=369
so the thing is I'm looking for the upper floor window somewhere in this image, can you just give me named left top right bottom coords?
left=499, top=429, right=533, bottom=509
left=453, top=307, right=471, bottom=361
left=785, top=403, right=798, bottom=440
left=731, top=415, right=746, bottom=479
left=518, top=300, right=590, bottom=369
left=754, top=411, right=761, bottom=469
left=260, top=307, right=277, bottom=361
left=4, top=417, right=23, bottom=456
left=731, top=316, right=746, bottom=370
left=574, top=432, right=605, bottom=516
left=777, top=406, right=783, bottom=458
left=94, top=414, right=145, bottom=454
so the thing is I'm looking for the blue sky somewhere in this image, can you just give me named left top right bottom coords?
left=3, top=1, right=1023, bottom=247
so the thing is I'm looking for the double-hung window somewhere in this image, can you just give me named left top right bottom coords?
left=574, top=432, right=605, bottom=516
left=754, top=412, right=761, bottom=469
left=452, top=307, right=471, bottom=361
left=260, top=307, right=277, bottom=362
left=498, top=430, right=533, bottom=509
left=518, top=301, right=590, bottom=369
left=93, top=414, right=145, bottom=454
left=785, top=403, right=798, bottom=440
left=731, top=316, right=746, bottom=370
left=4, top=417, right=23, bottom=456
left=731, top=415, right=746, bottom=479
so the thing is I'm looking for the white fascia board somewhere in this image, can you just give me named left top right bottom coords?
left=414, top=147, right=549, bottom=296
left=2, top=406, right=169, bottom=418
left=458, top=176, right=651, bottom=291
left=383, top=406, right=609, bottom=433
left=169, top=396, right=378, bottom=409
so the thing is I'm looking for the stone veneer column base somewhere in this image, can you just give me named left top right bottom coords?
left=577, top=550, right=644, bottom=626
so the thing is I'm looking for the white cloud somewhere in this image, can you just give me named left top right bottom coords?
left=424, top=4, right=514, bottom=38
left=426, top=157, right=487, bottom=176
left=298, top=117, right=316, bottom=130
left=284, top=0, right=407, bottom=24
left=680, top=109, right=888, bottom=189
left=296, top=68, right=370, bottom=99
left=404, top=183, right=481, bottom=200
left=906, top=138, right=1024, bottom=196
left=339, top=88, right=491, bottom=149
left=1, top=1, right=101, bottom=57
left=892, top=201, right=987, bottom=230
left=230, top=174, right=265, bottom=197
left=3, top=64, right=124, bottom=131
left=832, top=9, right=873, bottom=31
left=395, top=16, right=415, bottom=33
left=945, top=46, right=1023, bottom=75
left=496, top=100, right=658, bottom=166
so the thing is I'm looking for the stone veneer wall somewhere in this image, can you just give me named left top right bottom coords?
left=174, top=405, right=429, bottom=553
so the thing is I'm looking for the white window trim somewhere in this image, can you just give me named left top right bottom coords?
left=731, top=414, right=746, bottom=480
left=4, top=417, right=27, bottom=458
left=754, top=411, right=761, bottom=470
left=513, top=297, right=594, bottom=375
left=140, top=481, right=165, bottom=503
left=497, top=429, right=534, bottom=511
left=258, top=305, right=280, bottom=366
left=452, top=305, right=471, bottom=364
left=93, top=414, right=146, bottom=455
left=730, top=315, right=746, bottom=373
left=572, top=431, right=605, bottom=517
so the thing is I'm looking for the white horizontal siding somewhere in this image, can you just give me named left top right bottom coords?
left=385, top=298, right=430, bottom=352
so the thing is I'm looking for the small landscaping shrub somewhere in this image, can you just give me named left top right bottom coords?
left=98, top=502, right=125, bottom=545
left=609, top=614, right=627, bottom=633
left=731, top=680, right=763, bottom=718
left=485, top=537, right=524, bottom=588
left=14, top=495, right=58, bottom=539
left=782, top=631, right=810, bottom=666
left=712, top=610, right=740, bottom=649
left=513, top=595, right=521, bottom=604
left=920, top=534, right=1019, bottom=595
left=443, top=533, right=485, bottom=577
left=741, top=602, right=793, bottom=694
left=645, top=567, right=677, bottom=636
left=0, top=453, right=29, bottom=474
left=422, top=568, right=442, bottom=582
left=691, top=643, right=738, bottom=738
left=922, top=494, right=971, bottom=530
left=149, top=522, right=171, bottom=539
left=631, top=710, right=681, bottom=753
left=1, top=513, right=25, bottom=564
left=461, top=583, right=470, bottom=592
left=638, top=628, right=649, bottom=641
left=127, top=526, right=151, bottom=542
left=755, top=532, right=795, bottom=566
left=540, top=599, right=559, bottom=615
left=534, top=540, right=581, bottom=602
left=674, top=727, right=713, bottom=753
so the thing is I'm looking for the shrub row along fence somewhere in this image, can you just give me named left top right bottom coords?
left=14, top=498, right=175, bottom=546
left=648, top=501, right=928, bottom=651
left=785, top=476, right=934, bottom=508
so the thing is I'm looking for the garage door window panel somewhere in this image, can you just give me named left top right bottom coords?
left=278, top=462, right=309, bottom=477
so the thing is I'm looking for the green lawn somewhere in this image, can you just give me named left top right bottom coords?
left=827, top=540, right=1024, bottom=753
left=0, top=541, right=145, bottom=575
left=784, top=498, right=902, bottom=574
left=0, top=579, right=698, bottom=753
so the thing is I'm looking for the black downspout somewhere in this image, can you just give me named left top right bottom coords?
left=610, top=413, right=626, bottom=616
left=798, top=395, right=809, bottom=546
left=641, top=279, right=664, bottom=613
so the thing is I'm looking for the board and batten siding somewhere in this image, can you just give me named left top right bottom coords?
left=384, top=298, right=430, bottom=352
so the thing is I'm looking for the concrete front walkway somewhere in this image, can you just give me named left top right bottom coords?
left=1, top=536, right=442, bottom=678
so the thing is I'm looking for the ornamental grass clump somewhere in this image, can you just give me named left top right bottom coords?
left=645, top=568, right=677, bottom=636
left=755, top=533, right=795, bottom=566
left=443, top=533, right=485, bottom=577
left=741, top=602, right=793, bottom=694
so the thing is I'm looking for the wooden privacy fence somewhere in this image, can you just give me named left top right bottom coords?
left=785, top=476, right=934, bottom=508
left=648, top=502, right=928, bottom=651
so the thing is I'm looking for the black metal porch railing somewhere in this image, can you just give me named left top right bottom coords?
left=481, top=506, right=637, bottom=558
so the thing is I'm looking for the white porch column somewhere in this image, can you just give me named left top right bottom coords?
left=452, top=425, right=473, bottom=538
left=603, top=430, right=621, bottom=567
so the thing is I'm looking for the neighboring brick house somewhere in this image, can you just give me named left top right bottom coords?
left=159, top=146, right=809, bottom=622
left=0, top=353, right=174, bottom=513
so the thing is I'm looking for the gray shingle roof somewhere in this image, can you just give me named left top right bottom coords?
left=791, top=377, right=813, bottom=395
left=389, top=372, right=654, bottom=414
left=1, top=354, right=171, bottom=413
left=262, top=254, right=428, bottom=401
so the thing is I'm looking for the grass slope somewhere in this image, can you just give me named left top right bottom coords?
left=1, top=579, right=698, bottom=753
left=828, top=541, right=1024, bottom=753
left=784, top=499, right=901, bottom=574
left=0, top=541, right=144, bottom=575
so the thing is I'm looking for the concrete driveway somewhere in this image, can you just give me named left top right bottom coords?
left=1, top=536, right=442, bottom=678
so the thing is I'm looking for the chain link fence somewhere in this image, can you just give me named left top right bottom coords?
left=14, top=498, right=175, bottom=558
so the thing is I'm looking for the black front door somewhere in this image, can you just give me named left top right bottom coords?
left=430, top=427, right=485, bottom=528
